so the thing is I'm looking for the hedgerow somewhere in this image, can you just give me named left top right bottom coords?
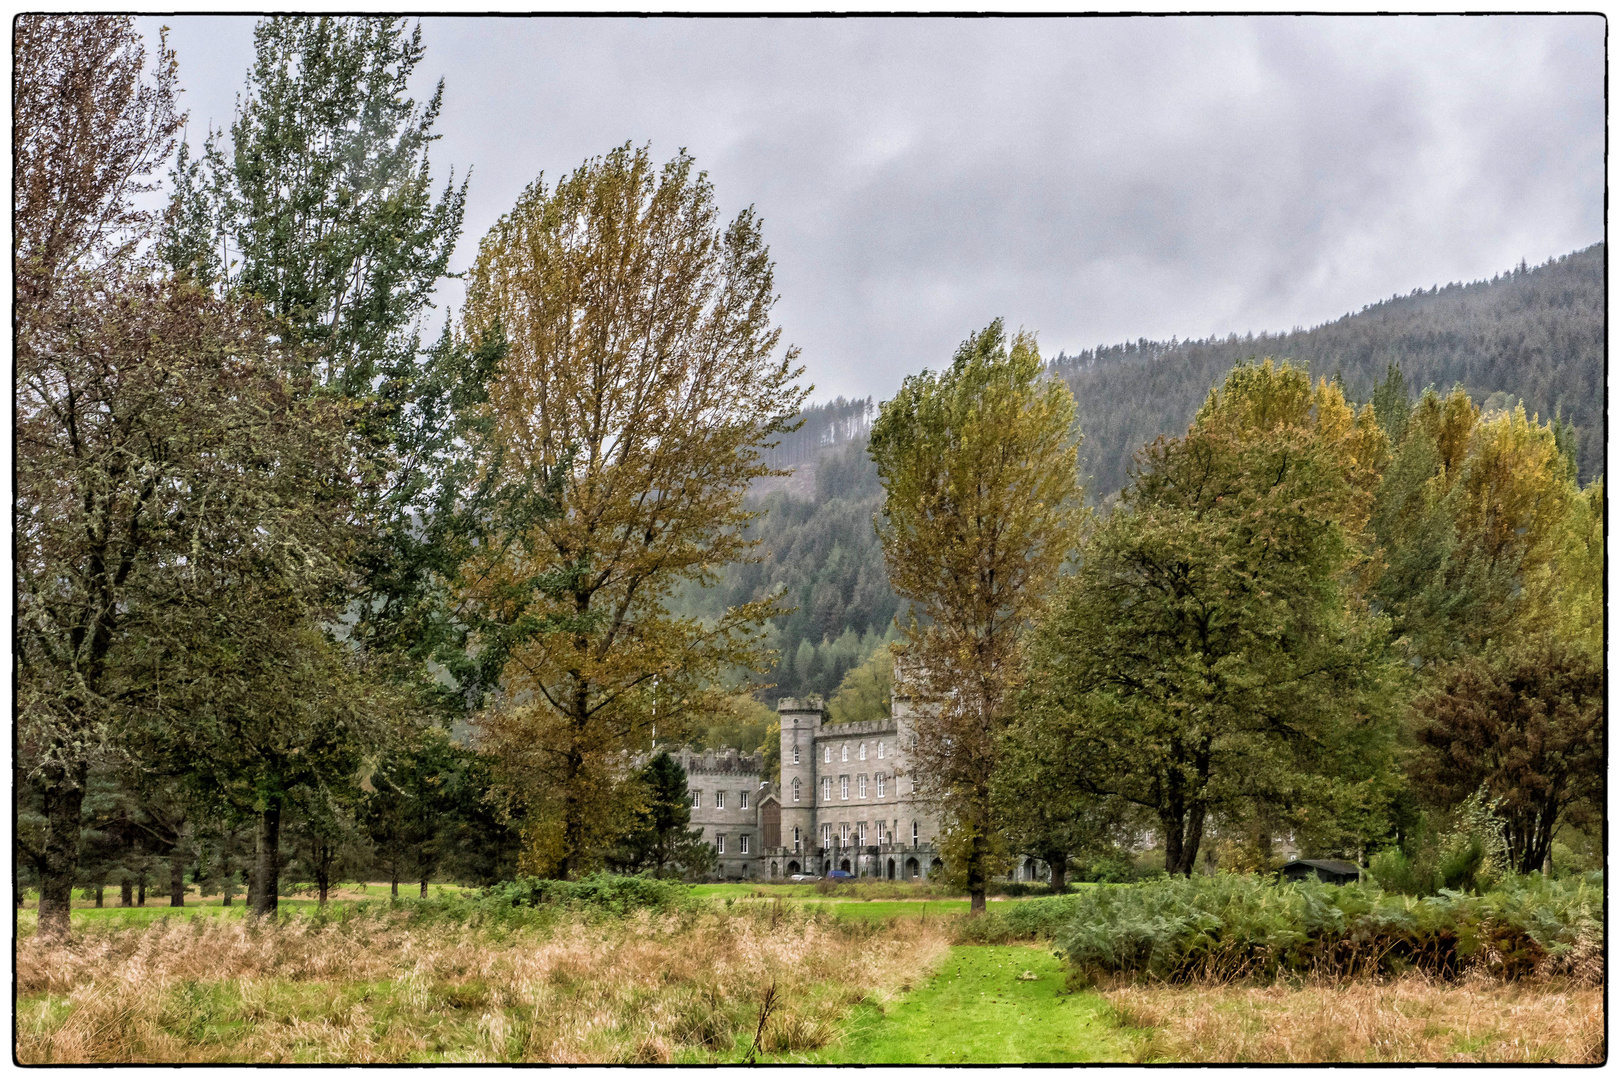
left=1053, top=872, right=1602, bottom=985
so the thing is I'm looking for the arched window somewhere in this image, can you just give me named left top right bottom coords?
left=841, top=744, right=849, bottom=762
left=859, top=743, right=867, bottom=761
left=792, top=743, right=800, bottom=764
left=823, top=745, right=831, bottom=764
left=791, top=778, right=801, bottom=802
left=912, top=820, right=919, bottom=845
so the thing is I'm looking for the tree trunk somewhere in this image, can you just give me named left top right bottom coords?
left=36, top=769, right=87, bottom=940
left=137, top=874, right=146, bottom=907
left=218, top=836, right=236, bottom=907
left=250, top=802, right=282, bottom=918
left=390, top=852, right=399, bottom=898
left=120, top=876, right=134, bottom=907
left=420, top=874, right=429, bottom=898
left=1047, top=852, right=1068, bottom=894
left=94, top=884, right=104, bottom=908
left=169, top=847, right=186, bottom=907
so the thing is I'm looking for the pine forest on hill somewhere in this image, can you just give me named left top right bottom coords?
left=1056, top=243, right=1605, bottom=500
left=704, top=244, right=1605, bottom=704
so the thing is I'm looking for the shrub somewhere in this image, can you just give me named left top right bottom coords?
left=951, top=893, right=1090, bottom=944
left=1054, top=871, right=1603, bottom=985
left=482, top=873, right=692, bottom=915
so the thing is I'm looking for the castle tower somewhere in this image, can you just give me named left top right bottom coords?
left=777, top=695, right=822, bottom=874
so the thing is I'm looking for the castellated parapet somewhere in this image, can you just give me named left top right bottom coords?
left=669, top=691, right=945, bottom=882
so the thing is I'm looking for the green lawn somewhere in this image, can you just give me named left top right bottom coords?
left=790, top=945, right=1135, bottom=1063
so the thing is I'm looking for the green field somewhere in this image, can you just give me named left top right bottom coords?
left=795, top=945, right=1134, bottom=1063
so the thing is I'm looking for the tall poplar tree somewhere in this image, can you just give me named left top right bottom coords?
left=165, top=16, right=480, bottom=666
left=868, top=321, right=1084, bottom=912
left=461, top=143, right=807, bottom=877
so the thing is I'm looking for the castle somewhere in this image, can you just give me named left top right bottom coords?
left=670, top=683, right=946, bottom=881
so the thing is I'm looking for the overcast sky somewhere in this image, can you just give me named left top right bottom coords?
left=136, top=15, right=1604, bottom=403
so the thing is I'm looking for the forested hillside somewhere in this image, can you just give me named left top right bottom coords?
left=681, top=439, right=901, bottom=700
left=1054, top=243, right=1604, bottom=500
left=719, top=244, right=1604, bottom=702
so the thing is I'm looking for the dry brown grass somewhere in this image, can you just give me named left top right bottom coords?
left=16, top=904, right=950, bottom=1064
left=1106, top=973, right=1605, bottom=1063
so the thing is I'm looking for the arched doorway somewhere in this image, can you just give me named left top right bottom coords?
left=770, top=861, right=778, bottom=879
left=1023, top=858, right=1036, bottom=881
left=787, top=860, right=800, bottom=876
left=887, top=858, right=895, bottom=880
left=840, top=858, right=851, bottom=872
left=905, top=857, right=920, bottom=879
left=928, top=858, right=944, bottom=878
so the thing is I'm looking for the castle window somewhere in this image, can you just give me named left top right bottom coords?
left=739, top=790, right=749, bottom=810
left=840, top=822, right=850, bottom=847
left=912, top=821, right=919, bottom=845
left=824, top=746, right=831, bottom=764
left=716, top=835, right=726, bottom=854
left=858, top=821, right=867, bottom=846
left=878, top=741, right=885, bottom=759
left=822, top=824, right=832, bottom=849
left=740, top=835, right=750, bottom=855
left=910, top=775, right=918, bottom=794
left=691, top=790, right=700, bottom=808
left=840, top=776, right=849, bottom=799
left=821, top=777, right=831, bottom=801
left=841, top=744, right=849, bottom=762
left=792, top=778, right=801, bottom=802
left=858, top=774, right=867, bottom=798
left=877, top=773, right=886, bottom=797
left=859, top=743, right=867, bottom=761
left=716, top=791, right=725, bottom=809
left=794, top=826, right=801, bottom=852
left=793, top=744, right=800, bottom=764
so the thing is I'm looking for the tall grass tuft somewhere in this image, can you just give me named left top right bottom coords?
left=16, top=899, right=949, bottom=1063
left=1108, top=974, right=1604, bottom=1063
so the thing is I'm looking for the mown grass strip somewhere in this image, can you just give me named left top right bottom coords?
left=790, top=945, right=1136, bottom=1063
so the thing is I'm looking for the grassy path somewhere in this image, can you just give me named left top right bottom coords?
left=792, top=945, right=1136, bottom=1063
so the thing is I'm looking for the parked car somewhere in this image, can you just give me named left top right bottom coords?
left=825, top=870, right=854, bottom=880
left=789, top=874, right=817, bottom=882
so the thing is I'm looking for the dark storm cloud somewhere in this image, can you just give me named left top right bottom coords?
left=141, top=15, right=1603, bottom=401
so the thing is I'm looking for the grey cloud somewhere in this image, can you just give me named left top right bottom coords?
left=139, top=15, right=1602, bottom=400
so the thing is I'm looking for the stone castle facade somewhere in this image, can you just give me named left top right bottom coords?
left=673, top=684, right=944, bottom=881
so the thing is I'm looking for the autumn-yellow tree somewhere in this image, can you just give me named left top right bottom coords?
left=460, top=144, right=806, bottom=877
left=868, top=321, right=1084, bottom=912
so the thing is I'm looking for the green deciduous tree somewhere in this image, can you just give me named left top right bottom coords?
left=1025, top=360, right=1399, bottom=875
left=1411, top=638, right=1603, bottom=876
left=868, top=320, right=1084, bottom=911
left=461, top=143, right=807, bottom=877
left=13, top=14, right=185, bottom=938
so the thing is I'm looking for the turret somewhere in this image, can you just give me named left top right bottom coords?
left=777, top=695, right=823, bottom=871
